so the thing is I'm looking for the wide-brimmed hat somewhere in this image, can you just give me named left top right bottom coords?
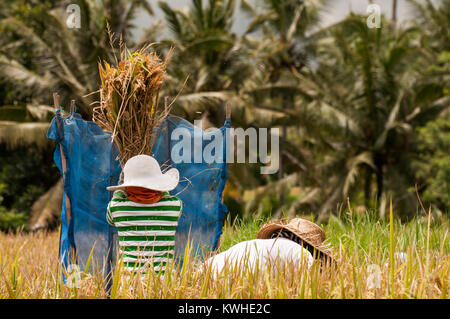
left=257, top=218, right=334, bottom=262
left=107, top=155, right=179, bottom=192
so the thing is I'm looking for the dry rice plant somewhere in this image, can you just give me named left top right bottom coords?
left=0, top=209, right=448, bottom=299
left=93, top=42, right=175, bottom=164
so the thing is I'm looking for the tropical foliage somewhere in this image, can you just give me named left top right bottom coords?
left=0, top=144, right=59, bottom=231
left=0, top=0, right=449, bottom=229
left=0, top=0, right=154, bottom=115
left=414, top=117, right=450, bottom=212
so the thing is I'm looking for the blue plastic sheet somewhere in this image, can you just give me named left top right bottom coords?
left=152, top=116, right=230, bottom=258
left=47, top=111, right=229, bottom=281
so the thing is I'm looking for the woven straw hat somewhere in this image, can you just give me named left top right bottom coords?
left=257, top=218, right=334, bottom=262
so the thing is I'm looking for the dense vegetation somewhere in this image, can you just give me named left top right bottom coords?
left=0, top=0, right=449, bottom=231
left=0, top=145, right=59, bottom=231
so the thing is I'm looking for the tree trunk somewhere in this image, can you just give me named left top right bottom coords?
left=278, top=94, right=293, bottom=208
left=364, top=166, right=372, bottom=208
left=317, top=187, right=341, bottom=224
left=392, top=0, right=398, bottom=22
left=28, top=179, right=63, bottom=231
left=375, top=156, right=384, bottom=203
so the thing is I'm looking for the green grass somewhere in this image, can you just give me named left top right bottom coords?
left=0, top=209, right=448, bottom=299
left=221, top=211, right=448, bottom=256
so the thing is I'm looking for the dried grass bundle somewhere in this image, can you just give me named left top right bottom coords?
left=93, top=44, right=174, bottom=164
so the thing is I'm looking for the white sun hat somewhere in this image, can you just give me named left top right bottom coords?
left=107, top=155, right=179, bottom=192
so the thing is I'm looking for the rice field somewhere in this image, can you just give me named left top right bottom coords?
left=0, top=209, right=448, bottom=299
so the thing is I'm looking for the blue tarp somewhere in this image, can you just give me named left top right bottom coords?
left=47, top=111, right=230, bottom=281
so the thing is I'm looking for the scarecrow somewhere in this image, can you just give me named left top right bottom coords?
left=91, top=44, right=185, bottom=275
left=106, top=154, right=182, bottom=274
left=204, top=218, right=334, bottom=277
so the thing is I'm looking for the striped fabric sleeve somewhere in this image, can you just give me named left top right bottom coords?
left=177, top=197, right=183, bottom=215
left=106, top=202, right=114, bottom=226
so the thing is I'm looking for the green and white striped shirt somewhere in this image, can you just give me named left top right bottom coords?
left=106, top=190, right=182, bottom=274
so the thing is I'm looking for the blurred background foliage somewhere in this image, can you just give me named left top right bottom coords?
left=0, top=0, right=448, bottom=232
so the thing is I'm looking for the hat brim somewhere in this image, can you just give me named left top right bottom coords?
left=257, top=221, right=334, bottom=262
left=107, top=168, right=179, bottom=192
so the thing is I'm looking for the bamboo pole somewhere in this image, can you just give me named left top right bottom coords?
left=221, top=101, right=232, bottom=204
left=165, top=96, right=170, bottom=164
left=226, top=101, right=231, bottom=119
left=53, top=93, right=71, bottom=225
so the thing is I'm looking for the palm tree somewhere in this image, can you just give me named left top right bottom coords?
left=157, top=0, right=266, bottom=213
left=408, top=0, right=450, bottom=85
left=245, top=8, right=449, bottom=222
left=0, top=0, right=155, bottom=230
left=0, top=0, right=154, bottom=116
left=297, top=13, right=450, bottom=222
left=158, top=0, right=248, bottom=127
left=234, top=0, right=324, bottom=212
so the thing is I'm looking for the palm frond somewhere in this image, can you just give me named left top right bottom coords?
left=158, top=1, right=184, bottom=40
left=0, top=122, right=51, bottom=150
left=0, top=55, right=53, bottom=92
left=342, top=151, right=375, bottom=197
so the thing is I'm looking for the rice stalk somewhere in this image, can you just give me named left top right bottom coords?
left=93, top=39, right=176, bottom=164
left=0, top=212, right=448, bottom=299
left=389, top=198, right=395, bottom=298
